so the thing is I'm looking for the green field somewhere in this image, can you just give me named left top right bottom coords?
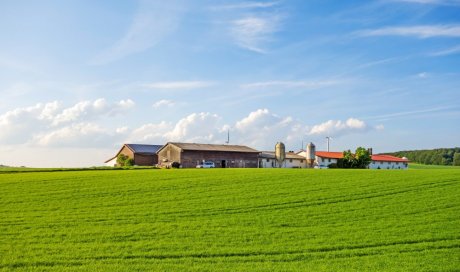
left=1, top=169, right=459, bottom=271
left=409, top=163, right=460, bottom=169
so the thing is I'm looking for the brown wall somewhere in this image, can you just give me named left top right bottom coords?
left=134, top=154, right=158, bottom=166
left=181, top=150, right=259, bottom=168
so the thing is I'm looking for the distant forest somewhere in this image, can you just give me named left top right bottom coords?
left=386, top=148, right=460, bottom=166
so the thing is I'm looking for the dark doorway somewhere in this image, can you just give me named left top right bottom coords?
left=221, top=160, right=226, bottom=168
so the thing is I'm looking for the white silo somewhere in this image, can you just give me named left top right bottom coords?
left=306, top=142, right=316, bottom=168
left=275, top=142, right=286, bottom=168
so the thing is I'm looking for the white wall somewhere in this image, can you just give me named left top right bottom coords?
left=259, top=158, right=306, bottom=168
left=316, top=157, right=338, bottom=168
left=105, top=157, right=117, bottom=167
left=369, top=161, right=408, bottom=170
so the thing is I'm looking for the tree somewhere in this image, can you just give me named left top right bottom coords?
left=341, top=147, right=372, bottom=169
left=454, top=153, right=460, bottom=166
left=117, top=154, right=134, bottom=167
left=355, top=147, right=372, bottom=168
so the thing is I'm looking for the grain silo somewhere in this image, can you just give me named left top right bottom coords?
left=275, top=142, right=285, bottom=168
left=306, top=142, right=316, bottom=168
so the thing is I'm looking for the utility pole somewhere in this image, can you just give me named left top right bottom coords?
left=326, top=136, right=332, bottom=152
left=225, top=129, right=230, bottom=144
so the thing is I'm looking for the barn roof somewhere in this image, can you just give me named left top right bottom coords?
left=104, top=144, right=163, bottom=163
left=125, top=144, right=163, bottom=155
left=315, top=151, right=409, bottom=162
left=259, top=151, right=306, bottom=160
left=160, top=142, right=260, bottom=153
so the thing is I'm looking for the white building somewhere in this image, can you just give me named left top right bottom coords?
left=297, top=144, right=409, bottom=169
left=258, top=151, right=307, bottom=168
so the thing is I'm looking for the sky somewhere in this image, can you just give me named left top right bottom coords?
left=0, top=0, right=459, bottom=167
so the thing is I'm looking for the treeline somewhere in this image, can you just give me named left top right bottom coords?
left=386, top=148, right=460, bottom=166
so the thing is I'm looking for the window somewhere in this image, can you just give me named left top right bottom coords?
left=290, top=159, right=293, bottom=163
left=328, top=158, right=331, bottom=163
left=396, top=162, right=399, bottom=165
left=300, top=160, right=304, bottom=163
left=266, top=158, right=270, bottom=162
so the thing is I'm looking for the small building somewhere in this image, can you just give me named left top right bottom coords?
left=105, top=144, right=163, bottom=166
left=259, top=151, right=307, bottom=168
left=156, top=142, right=260, bottom=168
left=369, top=155, right=409, bottom=169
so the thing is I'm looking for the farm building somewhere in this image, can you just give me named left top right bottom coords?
left=258, top=151, right=307, bottom=168
left=156, top=142, right=260, bottom=168
left=105, top=144, right=163, bottom=167
left=297, top=143, right=409, bottom=169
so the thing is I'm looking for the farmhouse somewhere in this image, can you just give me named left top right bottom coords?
left=157, top=142, right=260, bottom=168
left=297, top=144, right=409, bottom=169
left=105, top=144, right=163, bottom=167
left=258, top=151, right=307, bottom=168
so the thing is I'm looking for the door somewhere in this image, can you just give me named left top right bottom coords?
left=221, top=160, right=226, bottom=168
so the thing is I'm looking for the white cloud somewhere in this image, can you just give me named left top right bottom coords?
left=153, top=99, right=175, bottom=108
left=242, top=80, right=339, bottom=89
left=308, top=118, right=370, bottom=137
left=52, top=98, right=134, bottom=126
left=393, top=0, right=460, bottom=5
left=0, top=99, right=134, bottom=146
left=230, top=15, right=281, bottom=53
left=430, top=44, right=460, bottom=56
left=0, top=103, right=53, bottom=144
left=126, top=122, right=173, bottom=143
left=144, top=81, right=214, bottom=90
left=90, top=1, right=185, bottom=65
left=357, top=25, right=460, bottom=38
left=210, top=1, right=279, bottom=10
left=166, top=112, right=221, bottom=142
left=417, top=72, right=429, bottom=78
left=33, top=123, right=112, bottom=148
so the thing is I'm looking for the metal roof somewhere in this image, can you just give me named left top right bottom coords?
left=163, top=142, right=260, bottom=153
left=125, top=144, right=163, bottom=154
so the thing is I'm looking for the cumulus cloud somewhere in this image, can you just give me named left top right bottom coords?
left=33, top=123, right=112, bottom=148
left=308, top=118, right=372, bottom=137
left=52, top=98, right=134, bottom=126
left=0, top=98, right=134, bottom=146
left=166, top=112, right=221, bottom=142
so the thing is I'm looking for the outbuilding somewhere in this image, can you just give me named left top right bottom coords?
left=156, top=142, right=260, bottom=168
left=258, top=151, right=307, bottom=168
left=105, top=144, right=163, bottom=167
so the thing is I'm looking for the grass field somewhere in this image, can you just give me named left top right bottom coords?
left=1, top=169, right=459, bottom=271
left=409, top=163, right=460, bottom=169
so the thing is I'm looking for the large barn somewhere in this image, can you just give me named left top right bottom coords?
left=156, top=142, right=260, bottom=168
left=105, top=144, right=163, bottom=167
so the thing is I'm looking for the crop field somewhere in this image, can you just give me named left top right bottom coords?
left=1, top=169, right=459, bottom=271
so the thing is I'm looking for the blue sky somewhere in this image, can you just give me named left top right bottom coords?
left=0, top=0, right=459, bottom=167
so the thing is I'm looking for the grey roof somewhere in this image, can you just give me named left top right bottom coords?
left=126, top=144, right=163, bottom=154
left=163, top=142, right=260, bottom=153
left=259, top=151, right=306, bottom=160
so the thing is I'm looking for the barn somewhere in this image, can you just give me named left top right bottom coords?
left=156, top=142, right=260, bottom=168
left=105, top=144, right=163, bottom=167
